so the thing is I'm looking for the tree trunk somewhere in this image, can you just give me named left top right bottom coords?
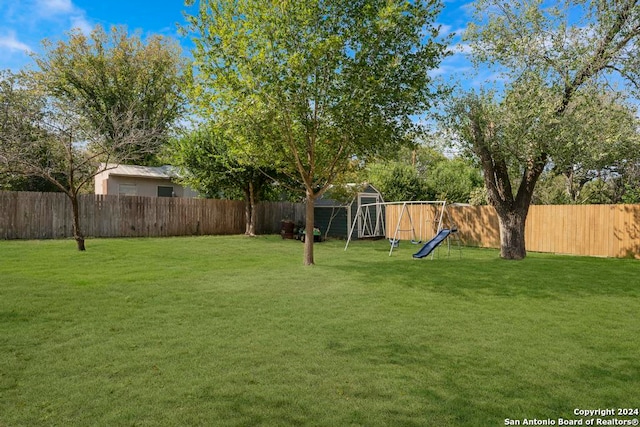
left=324, top=206, right=338, bottom=241
left=496, top=209, right=527, bottom=260
left=243, top=186, right=252, bottom=236
left=70, top=194, right=86, bottom=251
left=248, top=181, right=256, bottom=236
left=304, top=192, right=316, bottom=266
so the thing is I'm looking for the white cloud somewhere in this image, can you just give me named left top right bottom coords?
left=437, top=24, right=453, bottom=37
left=435, top=23, right=467, bottom=40
left=453, top=43, right=473, bottom=55
left=428, top=63, right=473, bottom=78
left=0, top=0, right=94, bottom=70
left=472, top=71, right=508, bottom=88
left=31, top=0, right=93, bottom=33
left=36, top=0, right=74, bottom=15
left=70, top=14, right=93, bottom=35
left=0, top=31, right=32, bottom=53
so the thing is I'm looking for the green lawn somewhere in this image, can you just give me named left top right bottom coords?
left=1, top=236, right=639, bottom=426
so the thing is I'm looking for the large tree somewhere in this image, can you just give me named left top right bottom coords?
left=549, top=90, right=640, bottom=204
left=33, top=25, right=186, bottom=165
left=167, top=124, right=283, bottom=236
left=453, top=0, right=640, bottom=259
left=0, top=70, right=167, bottom=251
left=1, top=26, right=185, bottom=251
left=184, top=0, right=449, bottom=265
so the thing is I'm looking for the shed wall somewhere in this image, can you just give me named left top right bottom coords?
left=315, top=205, right=351, bottom=238
left=95, top=175, right=198, bottom=198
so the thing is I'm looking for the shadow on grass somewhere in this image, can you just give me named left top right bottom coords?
left=328, top=247, right=640, bottom=299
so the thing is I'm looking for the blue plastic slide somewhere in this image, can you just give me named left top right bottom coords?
left=412, top=229, right=453, bottom=259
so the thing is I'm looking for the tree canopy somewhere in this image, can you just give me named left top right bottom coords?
left=1, top=26, right=187, bottom=251
left=365, top=145, right=483, bottom=203
left=184, top=0, right=450, bottom=264
left=167, top=123, right=285, bottom=235
left=446, top=0, right=640, bottom=259
left=33, top=25, right=186, bottom=165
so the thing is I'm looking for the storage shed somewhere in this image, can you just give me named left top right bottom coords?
left=314, top=184, right=385, bottom=239
left=94, top=163, right=199, bottom=198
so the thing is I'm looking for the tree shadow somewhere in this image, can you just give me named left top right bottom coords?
left=613, top=205, right=640, bottom=259
left=327, top=252, right=640, bottom=299
left=447, top=205, right=500, bottom=249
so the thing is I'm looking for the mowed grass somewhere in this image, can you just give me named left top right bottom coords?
left=1, top=236, right=639, bottom=426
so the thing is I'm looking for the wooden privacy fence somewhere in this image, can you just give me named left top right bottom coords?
left=3, top=191, right=638, bottom=258
left=0, top=191, right=305, bottom=240
left=386, top=203, right=640, bottom=259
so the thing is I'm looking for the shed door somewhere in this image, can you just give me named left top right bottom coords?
left=357, top=193, right=384, bottom=238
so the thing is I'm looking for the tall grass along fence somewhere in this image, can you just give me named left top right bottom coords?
left=0, top=191, right=305, bottom=240
left=386, top=203, right=640, bottom=259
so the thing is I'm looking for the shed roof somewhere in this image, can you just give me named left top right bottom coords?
left=99, top=164, right=180, bottom=180
left=315, top=183, right=381, bottom=207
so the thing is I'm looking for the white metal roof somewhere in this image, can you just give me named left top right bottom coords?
left=99, top=163, right=180, bottom=179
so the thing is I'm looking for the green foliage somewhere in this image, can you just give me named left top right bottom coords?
left=167, top=123, right=303, bottom=202
left=531, top=89, right=640, bottom=206
left=184, top=0, right=449, bottom=180
left=167, top=123, right=292, bottom=234
left=580, top=178, right=617, bottom=205
left=33, top=25, right=186, bottom=165
left=425, top=157, right=483, bottom=203
left=622, top=182, right=640, bottom=204
left=530, top=90, right=640, bottom=206
left=0, top=70, right=84, bottom=195
left=367, top=161, right=427, bottom=202
left=550, top=89, right=640, bottom=203
left=322, top=182, right=363, bottom=206
left=468, top=186, right=488, bottom=206
left=184, top=0, right=450, bottom=263
left=366, top=145, right=484, bottom=203
left=466, top=0, right=640, bottom=94
left=451, top=0, right=640, bottom=258
left=0, top=172, right=63, bottom=192
left=168, top=124, right=253, bottom=199
left=2, top=23, right=187, bottom=249
left=399, top=144, right=447, bottom=176
left=532, top=173, right=572, bottom=205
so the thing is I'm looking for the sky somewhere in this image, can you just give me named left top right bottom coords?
left=0, top=0, right=189, bottom=70
left=0, top=0, right=480, bottom=86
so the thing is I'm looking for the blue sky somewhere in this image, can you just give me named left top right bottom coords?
left=0, top=0, right=189, bottom=70
left=0, top=0, right=480, bottom=86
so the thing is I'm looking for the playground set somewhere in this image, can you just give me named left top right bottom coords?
left=344, top=200, right=461, bottom=259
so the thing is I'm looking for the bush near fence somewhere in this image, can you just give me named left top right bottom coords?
left=386, top=203, right=640, bottom=259
left=0, top=191, right=305, bottom=240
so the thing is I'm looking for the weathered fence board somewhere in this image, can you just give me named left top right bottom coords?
left=0, top=191, right=304, bottom=240
left=386, top=203, right=640, bottom=259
